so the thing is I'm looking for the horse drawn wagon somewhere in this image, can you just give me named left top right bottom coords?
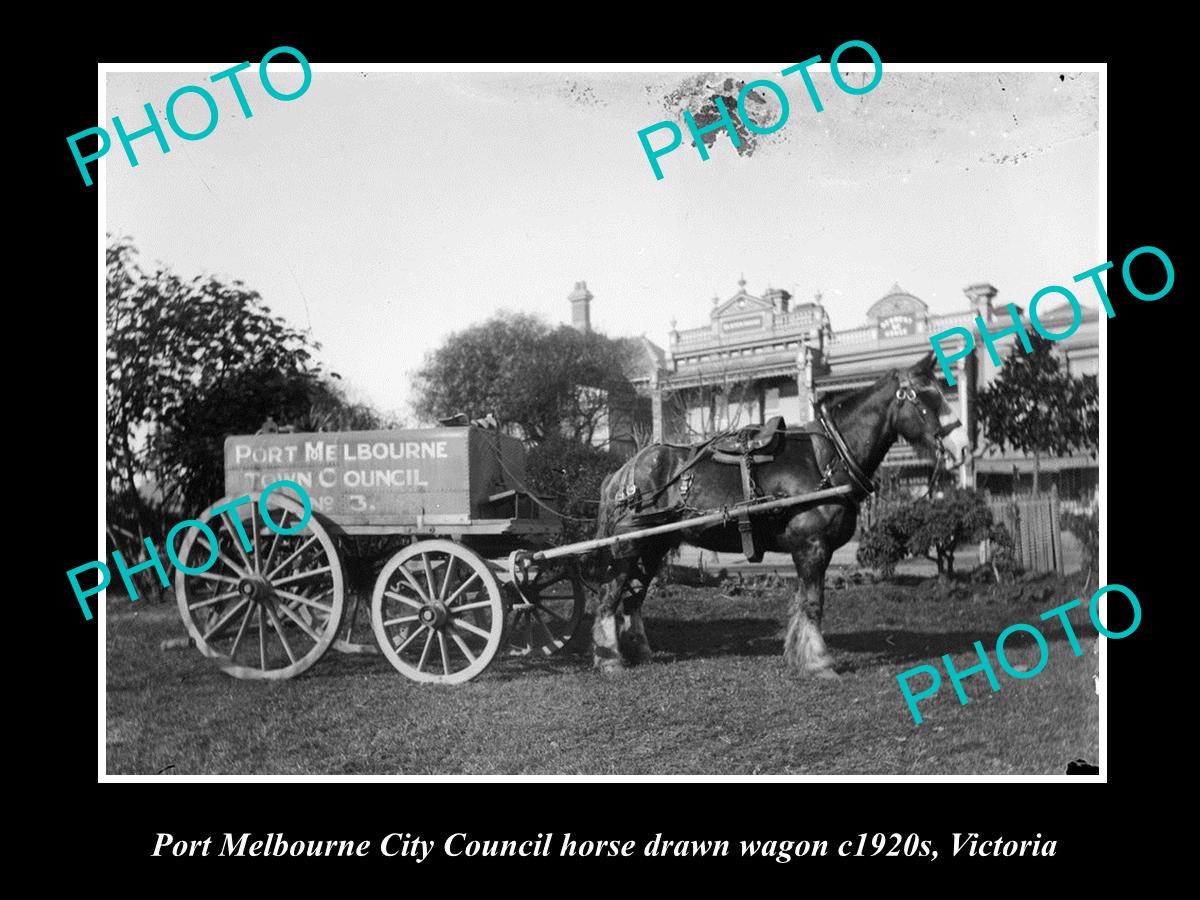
left=174, top=425, right=589, bottom=684
left=174, top=353, right=968, bottom=684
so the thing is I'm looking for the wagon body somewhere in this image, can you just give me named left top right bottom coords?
left=175, top=424, right=584, bottom=685
left=223, top=426, right=555, bottom=538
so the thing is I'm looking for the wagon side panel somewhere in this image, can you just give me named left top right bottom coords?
left=224, top=429, right=472, bottom=526
left=467, top=429, right=531, bottom=519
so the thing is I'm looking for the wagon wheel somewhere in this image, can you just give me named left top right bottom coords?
left=506, top=559, right=586, bottom=657
left=174, top=492, right=345, bottom=680
left=370, top=540, right=506, bottom=684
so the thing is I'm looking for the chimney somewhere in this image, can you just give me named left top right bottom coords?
left=568, top=281, right=593, bottom=333
left=963, top=283, right=998, bottom=324
left=763, top=287, right=791, bottom=314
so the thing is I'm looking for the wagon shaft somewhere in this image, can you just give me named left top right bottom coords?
left=525, top=483, right=856, bottom=564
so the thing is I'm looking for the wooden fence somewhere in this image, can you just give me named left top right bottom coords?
left=987, top=487, right=1065, bottom=575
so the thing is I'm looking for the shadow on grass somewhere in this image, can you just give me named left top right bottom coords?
left=633, top=614, right=1084, bottom=673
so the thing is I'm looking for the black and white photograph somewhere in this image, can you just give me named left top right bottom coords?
left=94, top=61, right=1111, bottom=778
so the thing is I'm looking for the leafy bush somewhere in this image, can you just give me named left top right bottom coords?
left=525, top=438, right=626, bottom=544
left=857, top=486, right=995, bottom=577
left=856, top=504, right=922, bottom=578
left=1062, top=510, right=1099, bottom=574
left=984, top=522, right=1019, bottom=582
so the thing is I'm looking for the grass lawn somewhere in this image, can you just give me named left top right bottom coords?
left=106, top=572, right=1099, bottom=775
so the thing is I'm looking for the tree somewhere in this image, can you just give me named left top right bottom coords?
left=975, top=332, right=1098, bottom=495
left=857, top=487, right=996, bottom=577
left=412, top=312, right=641, bottom=444
left=106, top=237, right=388, bottom=543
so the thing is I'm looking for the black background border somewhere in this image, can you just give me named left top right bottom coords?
left=34, top=15, right=1181, bottom=878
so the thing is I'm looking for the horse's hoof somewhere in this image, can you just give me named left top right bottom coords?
left=809, top=667, right=841, bottom=681
left=594, top=658, right=627, bottom=675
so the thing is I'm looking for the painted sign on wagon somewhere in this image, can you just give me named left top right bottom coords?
left=224, top=426, right=528, bottom=526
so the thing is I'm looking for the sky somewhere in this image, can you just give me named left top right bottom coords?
left=106, top=67, right=1099, bottom=420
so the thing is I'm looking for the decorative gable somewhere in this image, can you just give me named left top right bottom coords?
left=711, top=279, right=777, bottom=337
left=866, top=284, right=929, bottom=337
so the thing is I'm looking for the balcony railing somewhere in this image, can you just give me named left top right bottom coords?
left=671, top=309, right=824, bottom=351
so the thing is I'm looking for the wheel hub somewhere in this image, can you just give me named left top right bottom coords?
left=239, top=577, right=274, bottom=605
left=418, top=600, right=450, bottom=629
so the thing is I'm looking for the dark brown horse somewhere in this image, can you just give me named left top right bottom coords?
left=590, top=351, right=969, bottom=678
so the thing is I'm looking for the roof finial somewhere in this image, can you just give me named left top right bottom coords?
left=738, top=273, right=746, bottom=289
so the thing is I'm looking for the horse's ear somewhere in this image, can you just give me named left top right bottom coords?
left=912, top=350, right=937, bottom=375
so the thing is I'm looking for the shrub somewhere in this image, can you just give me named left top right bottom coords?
left=1061, top=510, right=1099, bottom=574
left=984, top=522, right=1019, bottom=582
left=857, top=486, right=995, bottom=577
left=525, top=438, right=626, bottom=544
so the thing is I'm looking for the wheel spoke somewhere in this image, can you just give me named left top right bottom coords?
left=192, top=571, right=240, bottom=587
left=277, top=601, right=322, bottom=643
left=202, top=597, right=252, bottom=641
left=384, top=589, right=423, bottom=610
left=417, top=629, right=435, bottom=671
left=272, top=566, right=332, bottom=587
left=449, top=630, right=476, bottom=664
left=249, top=497, right=260, bottom=574
left=276, top=589, right=333, bottom=614
left=384, top=614, right=420, bottom=627
left=534, top=603, right=570, bottom=623
left=229, top=603, right=254, bottom=660
left=397, top=566, right=432, bottom=603
left=262, top=511, right=285, bottom=573
left=221, top=508, right=255, bottom=574
left=421, top=554, right=437, bottom=602
left=265, top=604, right=297, bottom=664
left=198, top=534, right=253, bottom=580
left=445, top=571, right=480, bottom=607
left=266, top=535, right=319, bottom=579
left=258, top=606, right=267, bottom=669
left=450, top=599, right=492, bottom=612
left=451, top=617, right=492, bottom=640
left=395, top=623, right=428, bottom=653
left=534, top=570, right=568, bottom=591
left=438, top=631, right=450, bottom=675
left=188, top=590, right=239, bottom=611
left=439, top=555, right=457, bottom=600
left=532, top=609, right=561, bottom=646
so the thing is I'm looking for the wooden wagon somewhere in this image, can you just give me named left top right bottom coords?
left=174, top=426, right=587, bottom=684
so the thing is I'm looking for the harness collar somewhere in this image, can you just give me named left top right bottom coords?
left=815, top=400, right=877, bottom=500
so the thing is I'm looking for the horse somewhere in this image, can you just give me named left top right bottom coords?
left=589, top=350, right=970, bottom=678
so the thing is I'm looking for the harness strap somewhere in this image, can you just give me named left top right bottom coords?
left=815, top=400, right=877, bottom=501
left=735, top=455, right=763, bottom=562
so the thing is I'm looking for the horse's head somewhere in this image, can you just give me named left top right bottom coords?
left=890, top=352, right=970, bottom=465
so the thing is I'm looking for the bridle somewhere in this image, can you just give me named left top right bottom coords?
left=892, top=373, right=961, bottom=495
left=816, top=373, right=962, bottom=502
left=893, top=374, right=959, bottom=441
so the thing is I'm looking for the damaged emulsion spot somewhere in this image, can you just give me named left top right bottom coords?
left=635, top=39, right=884, bottom=180
left=661, top=75, right=775, bottom=159
left=558, top=79, right=603, bottom=107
